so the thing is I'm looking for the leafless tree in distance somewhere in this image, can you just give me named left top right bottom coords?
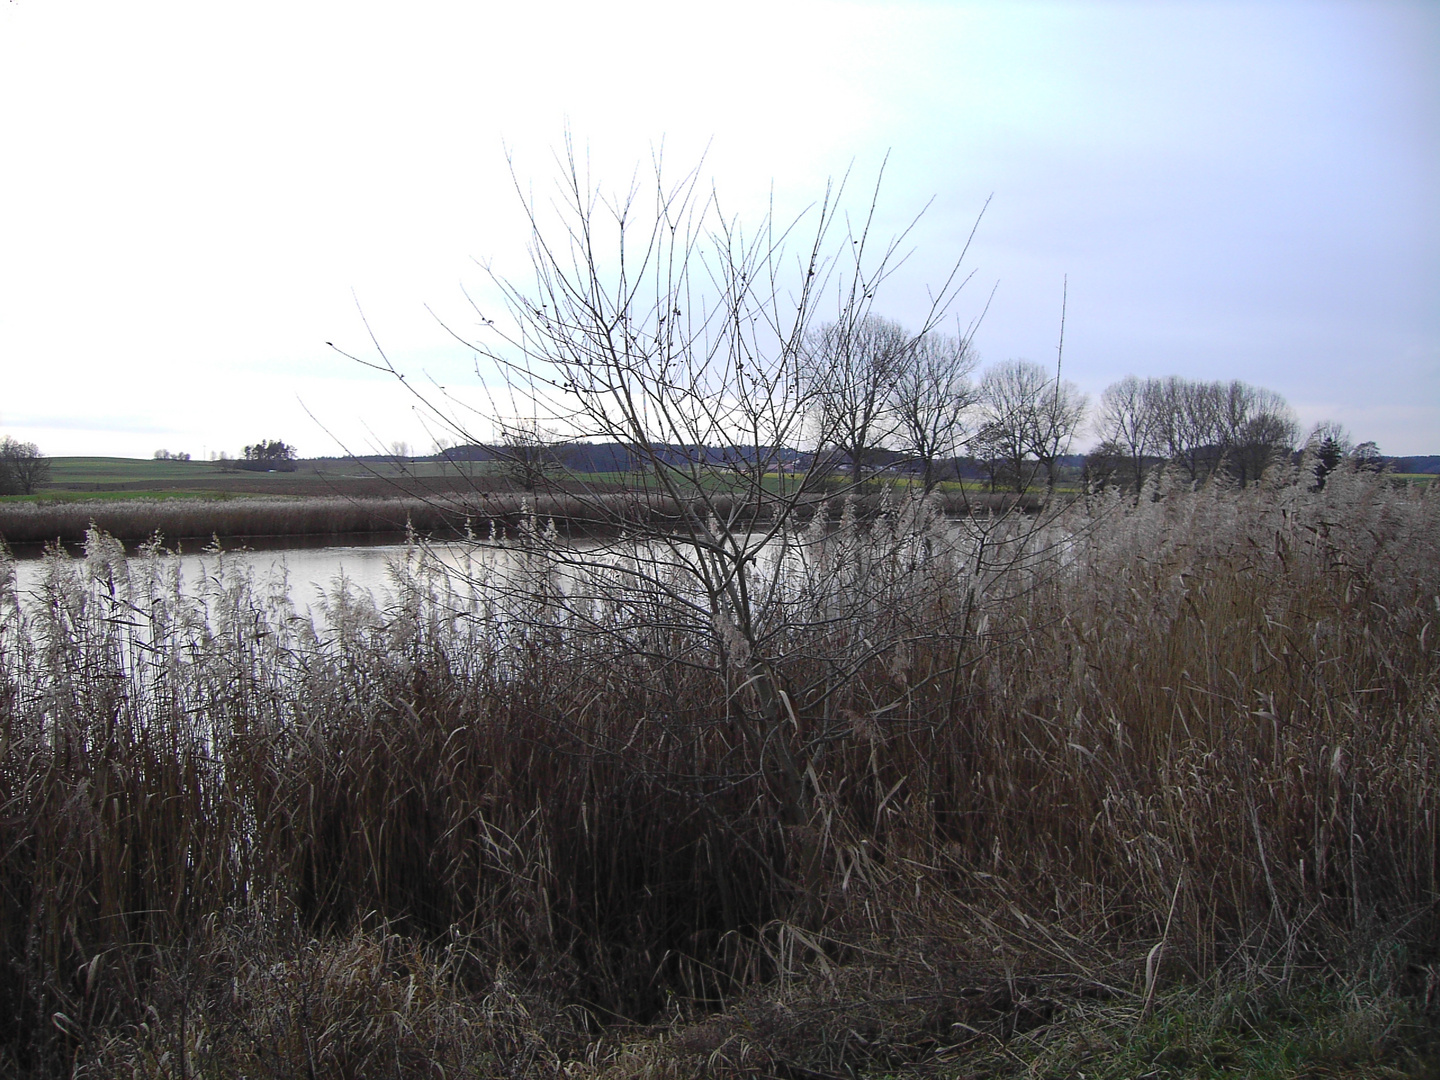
left=973, top=359, right=1086, bottom=494
left=0, top=436, right=51, bottom=495
left=1219, top=382, right=1297, bottom=486
left=891, top=330, right=979, bottom=493
left=1027, top=375, right=1089, bottom=494
left=801, top=315, right=911, bottom=484
left=1093, top=374, right=1164, bottom=495
left=494, top=418, right=560, bottom=494
left=1092, top=375, right=1298, bottom=491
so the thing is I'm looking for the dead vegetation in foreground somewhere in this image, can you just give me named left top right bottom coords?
left=0, top=468, right=1436, bottom=1077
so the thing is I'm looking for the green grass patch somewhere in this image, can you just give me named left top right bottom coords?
left=45, top=456, right=227, bottom=484
left=934, top=980, right=1440, bottom=1080
left=35, top=457, right=1054, bottom=504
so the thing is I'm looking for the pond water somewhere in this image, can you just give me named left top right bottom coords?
left=3, top=532, right=751, bottom=622
left=4, top=523, right=968, bottom=630
left=6, top=538, right=477, bottom=619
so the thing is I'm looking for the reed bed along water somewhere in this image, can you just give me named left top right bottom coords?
left=0, top=494, right=468, bottom=546
left=0, top=487, right=1039, bottom=547
left=0, top=468, right=1435, bottom=1077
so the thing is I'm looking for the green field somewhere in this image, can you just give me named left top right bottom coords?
left=45, top=456, right=224, bottom=484
left=46, top=456, right=399, bottom=486
left=23, top=457, right=1422, bottom=509
left=29, top=457, right=1004, bottom=502
left=29, top=456, right=466, bottom=500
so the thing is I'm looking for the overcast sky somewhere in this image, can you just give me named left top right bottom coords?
left=2, top=0, right=1436, bottom=459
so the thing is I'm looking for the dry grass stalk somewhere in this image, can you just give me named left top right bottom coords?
left=0, top=467, right=1434, bottom=1075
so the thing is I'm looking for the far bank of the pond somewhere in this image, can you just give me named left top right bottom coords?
left=0, top=489, right=1046, bottom=548
left=0, top=494, right=468, bottom=548
left=2, top=527, right=414, bottom=561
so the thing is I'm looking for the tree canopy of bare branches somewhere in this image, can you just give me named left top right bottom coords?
left=0, top=436, right=50, bottom=495
left=801, top=315, right=910, bottom=483
left=972, top=360, right=1087, bottom=493
left=891, top=330, right=978, bottom=493
left=1089, top=375, right=1298, bottom=491
left=1092, top=374, right=1164, bottom=493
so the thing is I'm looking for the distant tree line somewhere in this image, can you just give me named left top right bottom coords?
left=238, top=439, right=299, bottom=472
left=360, top=318, right=1398, bottom=501
left=1091, top=375, right=1292, bottom=492
left=427, top=345, right=1389, bottom=498
left=1392, top=455, right=1440, bottom=475
left=135, top=356, right=1402, bottom=501
left=790, top=316, right=1381, bottom=496
left=1088, top=378, right=1386, bottom=494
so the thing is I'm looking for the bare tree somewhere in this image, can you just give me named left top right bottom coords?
left=387, top=439, right=413, bottom=475
left=965, top=420, right=1009, bottom=494
left=891, top=330, right=978, bottom=493
left=1219, top=383, right=1296, bottom=486
left=1025, top=279, right=1090, bottom=494
left=974, top=361, right=1046, bottom=493
left=1028, top=370, right=1089, bottom=493
left=1150, top=376, right=1215, bottom=483
left=1093, top=375, right=1163, bottom=494
left=0, top=436, right=50, bottom=495
left=802, top=315, right=911, bottom=484
left=494, top=419, right=559, bottom=493
left=355, top=145, right=981, bottom=842
left=1140, top=377, right=1297, bottom=487
left=973, top=359, right=1085, bottom=494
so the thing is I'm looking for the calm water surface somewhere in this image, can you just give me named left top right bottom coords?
left=7, top=529, right=860, bottom=623
left=8, top=540, right=481, bottom=618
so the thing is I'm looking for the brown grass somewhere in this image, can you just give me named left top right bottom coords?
left=0, top=484, right=1040, bottom=547
left=0, top=494, right=476, bottom=545
left=0, top=466, right=1435, bottom=1076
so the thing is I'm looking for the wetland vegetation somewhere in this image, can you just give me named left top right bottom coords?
left=1, top=467, right=1436, bottom=1077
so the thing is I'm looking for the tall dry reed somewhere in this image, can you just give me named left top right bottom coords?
left=0, top=466, right=1434, bottom=1075
left=0, top=487, right=1034, bottom=547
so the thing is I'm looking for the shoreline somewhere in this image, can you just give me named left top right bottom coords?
left=1, top=528, right=419, bottom=560
left=0, top=489, right=1046, bottom=550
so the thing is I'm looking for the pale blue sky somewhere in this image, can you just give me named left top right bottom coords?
left=1, top=0, right=1436, bottom=457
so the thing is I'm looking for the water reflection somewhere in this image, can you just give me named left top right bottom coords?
left=8, top=539, right=472, bottom=618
